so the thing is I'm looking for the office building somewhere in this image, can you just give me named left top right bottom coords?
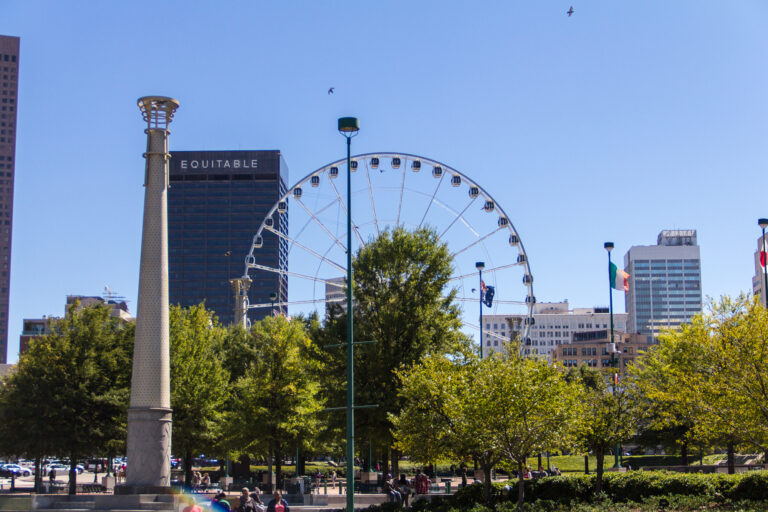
left=483, top=301, right=627, bottom=359
left=324, top=276, right=346, bottom=316
left=19, top=294, right=132, bottom=355
left=753, top=234, right=767, bottom=305
left=0, top=36, right=18, bottom=363
left=168, top=150, right=288, bottom=325
left=550, top=330, right=648, bottom=373
left=624, top=230, right=702, bottom=343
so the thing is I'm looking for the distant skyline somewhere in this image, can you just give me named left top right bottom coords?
left=1, top=2, right=767, bottom=362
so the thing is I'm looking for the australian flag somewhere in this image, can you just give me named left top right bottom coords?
left=481, top=281, right=495, bottom=308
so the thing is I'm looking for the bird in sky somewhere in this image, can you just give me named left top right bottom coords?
left=328, top=87, right=335, bottom=94
left=567, top=6, right=574, bottom=16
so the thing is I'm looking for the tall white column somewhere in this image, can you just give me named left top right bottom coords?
left=124, top=96, right=179, bottom=491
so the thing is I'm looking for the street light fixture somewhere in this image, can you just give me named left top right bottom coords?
left=476, top=262, right=485, bottom=359
left=604, top=242, right=621, bottom=469
left=759, top=219, right=768, bottom=309
left=338, top=116, right=359, bottom=512
left=269, top=292, right=277, bottom=316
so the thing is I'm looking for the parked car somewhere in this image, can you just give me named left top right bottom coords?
left=0, top=464, right=31, bottom=477
left=45, top=463, right=83, bottom=474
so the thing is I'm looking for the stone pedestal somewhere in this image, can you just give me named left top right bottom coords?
left=124, top=407, right=173, bottom=487
left=361, top=471, right=378, bottom=483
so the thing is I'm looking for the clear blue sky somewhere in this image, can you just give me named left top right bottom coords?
left=1, top=1, right=766, bottom=363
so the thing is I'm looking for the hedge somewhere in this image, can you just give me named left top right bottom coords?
left=453, top=470, right=768, bottom=505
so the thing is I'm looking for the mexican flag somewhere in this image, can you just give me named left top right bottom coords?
left=610, top=262, right=629, bottom=292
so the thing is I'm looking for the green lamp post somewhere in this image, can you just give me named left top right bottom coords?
left=476, top=261, right=485, bottom=358
left=604, top=242, right=621, bottom=469
left=339, top=116, right=359, bottom=512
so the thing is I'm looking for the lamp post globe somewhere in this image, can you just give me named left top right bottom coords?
left=338, top=117, right=360, bottom=136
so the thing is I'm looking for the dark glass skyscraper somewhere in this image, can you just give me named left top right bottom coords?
left=168, top=150, right=288, bottom=325
left=0, top=36, right=19, bottom=363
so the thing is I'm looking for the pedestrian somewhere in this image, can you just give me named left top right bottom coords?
left=212, top=492, right=231, bottom=512
left=202, top=473, right=211, bottom=490
left=331, top=470, right=336, bottom=488
left=266, top=490, right=289, bottom=512
left=397, top=474, right=411, bottom=507
left=183, top=504, right=203, bottom=512
left=251, top=488, right=265, bottom=512
left=237, top=488, right=257, bottom=512
left=383, top=474, right=401, bottom=504
left=49, top=467, right=56, bottom=483
left=414, top=469, right=429, bottom=495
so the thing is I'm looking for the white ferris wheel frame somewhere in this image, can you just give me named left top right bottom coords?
left=242, top=152, right=536, bottom=346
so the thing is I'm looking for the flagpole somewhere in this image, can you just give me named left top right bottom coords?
left=476, top=261, right=485, bottom=359
left=604, top=242, right=621, bottom=469
left=759, top=219, right=768, bottom=308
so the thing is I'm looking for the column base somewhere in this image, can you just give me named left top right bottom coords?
left=125, top=407, right=172, bottom=488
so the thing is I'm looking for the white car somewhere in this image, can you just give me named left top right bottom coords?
left=2, top=464, right=31, bottom=477
left=46, top=463, right=83, bottom=474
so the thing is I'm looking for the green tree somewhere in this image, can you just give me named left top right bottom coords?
left=392, top=354, right=502, bottom=503
left=567, top=365, right=636, bottom=493
left=318, top=227, right=470, bottom=472
left=0, top=301, right=133, bottom=494
left=628, top=295, right=768, bottom=473
left=228, top=315, right=324, bottom=489
left=169, top=304, right=229, bottom=486
left=393, top=353, right=580, bottom=508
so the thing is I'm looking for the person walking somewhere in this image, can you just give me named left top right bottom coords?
left=266, top=490, right=290, bottom=512
left=237, top=488, right=257, bottom=512
left=212, top=492, right=231, bottom=512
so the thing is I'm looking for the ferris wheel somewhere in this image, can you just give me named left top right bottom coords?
left=240, top=152, right=535, bottom=351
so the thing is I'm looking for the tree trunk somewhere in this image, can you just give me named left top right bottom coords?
left=267, top=452, right=273, bottom=492
left=516, top=461, right=525, bottom=511
left=681, top=442, right=689, bottom=466
left=727, top=442, right=735, bottom=474
left=595, top=447, right=605, bottom=494
left=481, top=460, right=493, bottom=506
left=537, top=454, right=542, bottom=471
left=184, top=450, right=193, bottom=487
left=391, top=448, right=400, bottom=478
left=69, top=456, right=77, bottom=495
left=34, top=457, right=42, bottom=494
left=584, top=454, right=589, bottom=474
left=382, top=450, right=389, bottom=476
left=275, top=450, right=283, bottom=490
left=298, top=452, right=306, bottom=476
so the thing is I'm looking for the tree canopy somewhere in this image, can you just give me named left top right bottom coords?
left=227, top=314, right=324, bottom=488
left=317, top=226, right=471, bottom=471
left=169, top=304, right=229, bottom=485
left=393, top=352, right=581, bottom=508
left=0, top=301, right=133, bottom=493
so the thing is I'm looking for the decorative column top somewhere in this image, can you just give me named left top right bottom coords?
left=138, top=96, right=180, bottom=130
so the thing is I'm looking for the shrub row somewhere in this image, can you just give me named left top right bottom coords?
left=436, top=470, right=768, bottom=509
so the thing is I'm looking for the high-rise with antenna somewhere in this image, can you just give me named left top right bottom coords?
left=124, top=96, right=179, bottom=491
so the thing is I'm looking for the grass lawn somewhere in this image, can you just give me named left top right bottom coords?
left=195, top=454, right=718, bottom=479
